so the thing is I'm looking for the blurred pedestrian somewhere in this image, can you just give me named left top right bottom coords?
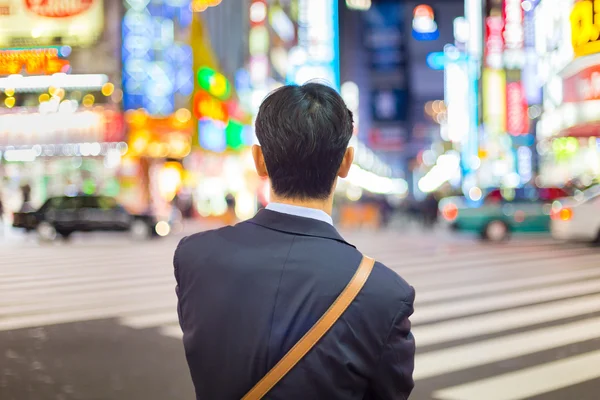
left=20, top=183, right=32, bottom=212
left=174, top=83, right=415, bottom=400
left=422, top=193, right=439, bottom=229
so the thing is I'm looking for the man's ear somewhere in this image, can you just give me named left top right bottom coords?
left=338, top=147, right=354, bottom=179
left=252, top=145, right=269, bottom=178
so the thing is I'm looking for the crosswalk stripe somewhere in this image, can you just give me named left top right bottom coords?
left=1, top=269, right=172, bottom=291
left=412, top=278, right=600, bottom=325
left=120, top=312, right=179, bottom=329
left=413, top=316, right=600, bottom=380
left=431, top=350, right=600, bottom=400
left=0, top=254, right=173, bottom=273
left=405, top=262, right=587, bottom=291
left=414, top=264, right=600, bottom=304
left=160, top=324, right=183, bottom=339
left=0, top=299, right=175, bottom=331
left=413, top=293, right=600, bottom=347
left=387, top=248, right=596, bottom=275
left=2, top=277, right=174, bottom=303
left=0, top=286, right=175, bottom=317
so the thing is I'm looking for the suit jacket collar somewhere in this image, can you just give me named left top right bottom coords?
left=247, top=209, right=355, bottom=248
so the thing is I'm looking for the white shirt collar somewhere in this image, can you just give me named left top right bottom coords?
left=265, top=203, right=334, bottom=226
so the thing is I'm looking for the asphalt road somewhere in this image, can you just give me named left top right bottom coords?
left=1, top=225, right=600, bottom=400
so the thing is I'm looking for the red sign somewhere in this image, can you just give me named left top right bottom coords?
left=485, top=16, right=504, bottom=68
left=506, top=81, right=529, bottom=135
left=563, top=64, right=600, bottom=103
left=193, top=91, right=229, bottom=123
left=25, top=0, right=95, bottom=18
left=0, top=47, right=70, bottom=75
left=368, top=127, right=404, bottom=151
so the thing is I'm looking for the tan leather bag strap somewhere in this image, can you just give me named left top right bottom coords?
left=242, top=255, right=375, bottom=400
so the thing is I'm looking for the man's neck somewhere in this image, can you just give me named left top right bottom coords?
left=270, top=193, right=334, bottom=216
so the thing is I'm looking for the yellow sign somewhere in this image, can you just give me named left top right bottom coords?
left=482, top=68, right=507, bottom=135
left=571, top=0, right=600, bottom=58
left=0, top=0, right=104, bottom=48
left=0, top=47, right=70, bottom=75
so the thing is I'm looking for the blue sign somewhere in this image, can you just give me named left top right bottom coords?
left=427, top=51, right=468, bottom=70
left=426, top=52, right=445, bottom=70
left=371, top=89, right=408, bottom=122
left=413, top=30, right=440, bottom=41
left=364, top=2, right=408, bottom=127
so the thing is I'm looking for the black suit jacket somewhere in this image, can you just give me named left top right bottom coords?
left=174, top=209, right=415, bottom=400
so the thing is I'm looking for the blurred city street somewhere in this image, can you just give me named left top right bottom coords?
left=2, top=226, right=600, bottom=400
left=2, top=0, right=600, bottom=398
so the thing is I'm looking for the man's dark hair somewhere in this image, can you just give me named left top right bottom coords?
left=255, top=83, right=354, bottom=200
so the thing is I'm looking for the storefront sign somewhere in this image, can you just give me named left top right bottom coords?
left=563, top=64, right=600, bottom=102
left=485, top=16, right=504, bottom=69
left=0, top=47, right=70, bottom=76
left=571, top=0, right=600, bottom=58
left=0, top=0, right=103, bottom=47
left=25, top=0, right=95, bottom=18
left=0, top=108, right=124, bottom=146
left=193, top=91, right=229, bottom=123
left=506, top=80, right=529, bottom=135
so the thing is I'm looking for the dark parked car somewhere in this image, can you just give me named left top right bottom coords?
left=13, top=195, right=165, bottom=241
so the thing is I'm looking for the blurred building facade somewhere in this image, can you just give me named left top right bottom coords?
left=0, top=0, right=125, bottom=213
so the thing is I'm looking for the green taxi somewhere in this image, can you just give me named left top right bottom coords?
left=439, top=187, right=570, bottom=241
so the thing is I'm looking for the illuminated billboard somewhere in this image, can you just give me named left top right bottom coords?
left=0, top=0, right=104, bottom=47
left=122, top=0, right=194, bottom=115
left=291, top=0, right=339, bottom=90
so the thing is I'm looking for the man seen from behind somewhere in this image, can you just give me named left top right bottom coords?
left=174, top=82, right=416, bottom=399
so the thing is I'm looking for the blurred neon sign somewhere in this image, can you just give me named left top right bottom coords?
left=193, top=91, right=229, bottom=123
left=25, top=0, right=94, bottom=18
left=485, top=16, right=504, bottom=68
left=198, top=119, right=226, bottom=153
left=122, top=0, right=193, bottom=115
left=571, top=0, right=600, bottom=58
left=191, top=0, right=222, bottom=13
left=506, top=81, right=528, bottom=135
left=0, top=47, right=71, bottom=75
left=503, top=0, right=524, bottom=50
left=482, top=68, right=506, bottom=135
left=412, top=5, right=439, bottom=41
left=427, top=51, right=467, bottom=70
left=197, top=67, right=232, bottom=101
left=295, top=0, right=339, bottom=89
